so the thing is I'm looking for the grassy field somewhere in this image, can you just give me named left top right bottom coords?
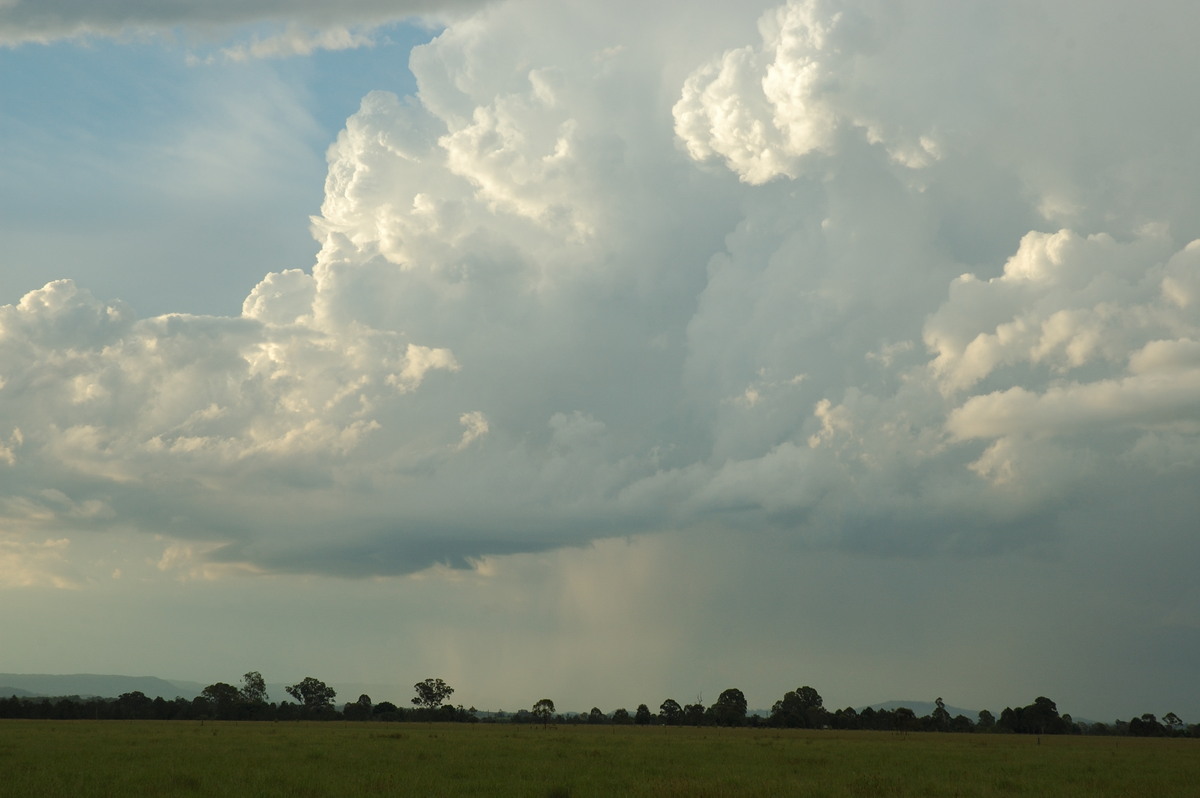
left=1, top=720, right=1197, bottom=797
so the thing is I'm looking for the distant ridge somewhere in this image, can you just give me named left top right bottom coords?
left=0, top=674, right=201, bottom=700
left=0, top=686, right=35, bottom=697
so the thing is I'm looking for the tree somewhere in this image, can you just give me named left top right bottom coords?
left=659, top=699, right=683, bottom=725
left=200, top=682, right=241, bottom=720
left=770, top=685, right=826, bottom=728
left=1130, top=713, right=1166, bottom=737
left=344, top=694, right=373, bottom=721
left=1025, top=697, right=1064, bottom=734
left=893, top=707, right=919, bottom=732
left=115, top=691, right=154, bottom=720
left=977, top=709, right=996, bottom=732
left=950, top=714, right=974, bottom=733
left=285, top=677, right=336, bottom=715
left=713, top=688, right=748, bottom=727
left=634, top=704, right=653, bottom=725
left=587, top=707, right=607, bottom=724
left=831, top=707, right=860, bottom=730
left=682, top=702, right=708, bottom=726
left=240, top=671, right=268, bottom=706
left=612, top=707, right=633, bottom=725
left=532, top=698, right=556, bottom=727
left=372, top=701, right=400, bottom=720
left=931, top=697, right=951, bottom=732
left=998, top=697, right=1069, bottom=735
left=412, top=678, right=455, bottom=713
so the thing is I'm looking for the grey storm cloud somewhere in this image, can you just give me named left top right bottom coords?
left=2, top=0, right=1199, bottom=591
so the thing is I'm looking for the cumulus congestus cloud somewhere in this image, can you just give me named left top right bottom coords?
left=2, top=0, right=1199, bottom=587
left=0, top=277, right=466, bottom=582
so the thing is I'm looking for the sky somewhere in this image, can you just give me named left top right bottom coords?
left=2, top=0, right=1199, bottom=723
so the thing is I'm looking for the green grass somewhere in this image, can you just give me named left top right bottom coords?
left=1, top=721, right=1197, bottom=797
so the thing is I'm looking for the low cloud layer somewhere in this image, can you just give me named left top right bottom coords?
left=3, top=0, right=1199, bottom=624
left=0, top=0, right=488, bottom=53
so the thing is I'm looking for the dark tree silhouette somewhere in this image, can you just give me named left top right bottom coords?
left=200, top=683, right=241, bottom=720
left=532, top=698, right=556, bottom=727
left=412, top=678, right=455, bottom=713
left=240, top=671, right=268, bottom=706
left=285, top=677, right=336, bottom=715
left=770, top=685, right=826, bottom=728
left=713, top=688, right=748, bottom=726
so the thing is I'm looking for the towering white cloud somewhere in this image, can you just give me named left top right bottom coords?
left=2, top=0, right=1198, bottom=593
left=674, top=0, right=936, bottom=183
left=669, top=0, right=1200, bottom=532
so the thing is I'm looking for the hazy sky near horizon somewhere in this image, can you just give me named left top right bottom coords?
left=3, top=0, right=1200, bottom=721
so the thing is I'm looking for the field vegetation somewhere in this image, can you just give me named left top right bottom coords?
left=2, top=720, right=1199, bottom=798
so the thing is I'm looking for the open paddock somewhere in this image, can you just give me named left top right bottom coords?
left=1, top=720, right=1196, bottom=797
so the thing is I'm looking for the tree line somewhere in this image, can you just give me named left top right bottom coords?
left=0, top=674, right=1195, bottom=738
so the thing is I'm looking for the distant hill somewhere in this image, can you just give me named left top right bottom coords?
left=0, top=674, right=202, bottom=700
left=0, top=686, right=36, bottom=698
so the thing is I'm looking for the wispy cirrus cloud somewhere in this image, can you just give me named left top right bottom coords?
left=209, top=24, right=376, bottom=62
